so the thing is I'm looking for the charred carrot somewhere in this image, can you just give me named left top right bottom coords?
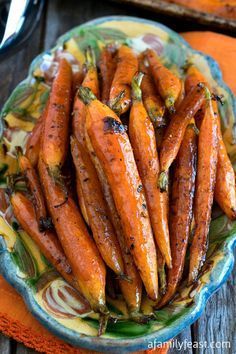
left=10, top=191, right=76, bottom=286
left=158, top=124, right=197, bottom=308
left=109, top=45, right=138, bottom=115
left=185, top=66, right=236, bottom=220
left=79, top=87, right=158, bottom=301
left=145, top=49, right=182, bottom=113
left=189, top=92, right=218, bottom=283
left=17, top=152, right=51, bottom=231
left=42, top=58, right=72, bottom=175
left=100, top=45, right=117, bottom=105
left=85, top=130, right=143, bottom=314
left=71, top=135, right=124, bottom=276
left=159, top=83, right=206, bottom=191
left=38, top=156, right=107, bottom=314
left=129, top=73, right=171, bottom=269
left=139, top=56, right=166, bottom=128
left=25, top=102, right=48, bottom=167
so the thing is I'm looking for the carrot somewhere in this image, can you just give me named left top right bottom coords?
left=129, top=73, right=171, bottom=269
left=85, top=131, right=142, bottom=314
left=145, top=49, right=182, bottom=113
left=138, top=56, right=166, bottom=128
left=189, top=92, right=219, bottom=283
left=72, top=47, right=100, bottom=223
left=158, top=124, right=197, bottom=308
left=42, top=58, right=72, bottom=175
left=214, top=111, right=236, bottom=219
left=82, top=47, right=100, bottom=98
left=185, top=65, right=236, bottom=220
left=159, top=83, right=206, bottom=191
left=100, top=45, right=117, bottom=105
left=17, top=152, right=51, bottom=231
left=70, top=136, right=124, bottom=276
left=76, top=179, right=90, bottom=225
left=79, top=87, right=158, bottom=301
left=25, top=102, right=48, bottom=167
left=38, top=156, right=107, bottom=314
left=10, top=191, right=77, bottom=287
left=109, top=45, right=138, bottom=115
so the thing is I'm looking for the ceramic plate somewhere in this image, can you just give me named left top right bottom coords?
left=0, top=16, right=236, bottom=353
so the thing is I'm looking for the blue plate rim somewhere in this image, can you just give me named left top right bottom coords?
left=0, top=15, right=235, bottom=353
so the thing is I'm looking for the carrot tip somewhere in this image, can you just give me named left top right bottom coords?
left=158, top=171, right=168, bottom=192
left=165, top=97, right=175, bottom=114
left=131, top=312, right=156, bottom=324
left=131, top=72, right=144, bottom=101
left=109, top=90, right=125, bottom=115
left=78, top=86, right=97, bottom=105
left=116, top=273, right=133, bottom=283
left=85, top=46, right=96, bottom=68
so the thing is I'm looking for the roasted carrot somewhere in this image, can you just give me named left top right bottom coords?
left=158, top=124, right=197, bottom=308
left=72, top=47, right=100, bottom=222
left=79, top=87, right=158, bottom=301
left=138, top=56, right=166, bottom=128
left=10, top=191, right=76, bottom=286
left=85, top=129, right=142, bottom=314
left=25, top=102, right=48, bottom=167
left=185, top=66, right=236, bottom=220
left=214, top=110, right=236, bottom=219
left=159, top=83, right=206, bottom=191
left=129, top=73, right=171, bottom=269
left=17, top=152, right=51, bottom=231
left=100, top=45, right=117, bottom=105
left=70, top=136, right=124, bottom=276
left=42, top=58, right=72, bottom=174
left=145, top=49, right=182, bottom=113
left=109, top=45, right=138, bottom=115
left=38, top=156, right=107, bottom=314
left=189, top=92, right=218, bottom=283
left=72, top=48, right=125, bottom=275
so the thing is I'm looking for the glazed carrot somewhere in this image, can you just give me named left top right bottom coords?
left=38, top=156, right=107, bottom=314
left=129, top=73, right=171, bottom=269
left=109, top=45, right=138, bottom=115
left=82, top=47, right=100, bottom=99
left=214, top=110, right=236, bottom=219
left=159, top=84, right=206, bottom=191
left=85, top=129, right=142, bottom=314
left=25, top=102, right=48, bottom=167
left=185, top=66, right=236, bottom=220
left=42, top=58, right=72, bottom=173
left=145, top=49, right=182, bottom=113
left=10, top=191, right=76, bottom=286
left=72, top=47, right=100, bottom=222
left=189, top=93, right=218, bottom=283
left=139, top=56, right=166, bottom=128
left=76, top=180, right=90, bottom=225
left=100, top=45, right=117, bottom=104
left=79, top=87, right=158, bottom=301
left=72, top=46, right=100, bottom=145
left=158, top=124, right=197, bottom=308
left=70, top=136, right=124, bottom=276
left=18, top=153, right=50, bottom=231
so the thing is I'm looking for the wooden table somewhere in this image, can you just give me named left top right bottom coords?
left=0, top=0, right=235, bottom=353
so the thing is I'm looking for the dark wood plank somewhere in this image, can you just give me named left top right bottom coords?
left=0, top=335, right=10, bottom=354
left=169, top=328, right=193, bottom=354
left=191, top=249, right=236, bottom=354
left=16, top=344, right=37, bottom=354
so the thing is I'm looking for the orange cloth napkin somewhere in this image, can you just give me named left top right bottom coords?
left=0, top=31, right=235, bottom=353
